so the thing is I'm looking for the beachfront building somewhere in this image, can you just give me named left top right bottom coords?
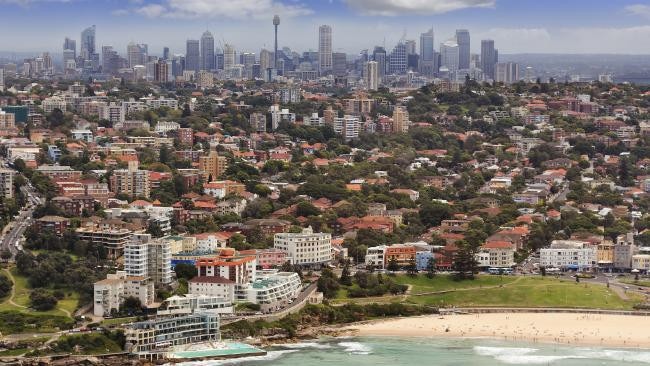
left=539, top=240, right=597, bottom=271
left=416, top=251, right=434, bottom=271
left=125, top=311, right=220, bottom=360
left=188, top=276, right=236, bottom=301
left=93, top=271, right=154, bottom=317
left=156, top=294, right=234, bottom=316
left=273, top=227, right=332, bottom=267
left=632, top=255, right=650, bottom=272
left=239, top=270, right=302, bottom=313
left=475, top=241, right=516, bottom=269
left=124, top=233, right=173, bottom=286
left=365, top=245, right=387, bottom=269
left=384, top=244, right=416, bottom=268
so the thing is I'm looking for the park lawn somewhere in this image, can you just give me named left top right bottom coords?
left=619, top=278, right=650, bottom=288
left=0, top=268, right=79, bottom=318
left=406, top=277, right=643, bottom=310
left=100, top=317, right=137, bottom=327
left=394, top=274, right=519, bottom=294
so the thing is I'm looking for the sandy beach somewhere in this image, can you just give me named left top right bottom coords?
left=347, top=313, right=650, bottom=348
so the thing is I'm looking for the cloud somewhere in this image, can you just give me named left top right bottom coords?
left=625, top=4, right=650, bottom=18
left=130, top=0, right=312, bottom=19
left=0, top=0, right=72, bottom=4
left=344, top=0, right=495, bottom=16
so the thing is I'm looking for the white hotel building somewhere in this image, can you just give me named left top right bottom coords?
left=274, top=227, right=332, bottom=267
left=540, top=240, right=597, bottom=271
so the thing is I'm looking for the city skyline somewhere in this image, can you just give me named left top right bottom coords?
left=0, top=0, right=650, bottom=55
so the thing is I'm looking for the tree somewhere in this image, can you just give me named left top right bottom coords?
left=316, top=269, right=340, bottom=298
left=0, top=250, right=12, bottom=262
left=406, top=257, right=418, bottom=276
left=419, top=202, right=452, bottom=227
left=387, top=257, right=399, bottom=273
left=453, top=240, right=478, bottom=280
left=182, top=103, right=191, bottom=118
left=30, top=291, right=58, bottom=311
left=146, top=221, right=165, bottom=238
left=123, top=296, right=142, bottom=312
left=340, top=260, right=352, bottom=286
left=296, top=201, right=321, bottom=217
left=174, top=263, right=197, bottom=281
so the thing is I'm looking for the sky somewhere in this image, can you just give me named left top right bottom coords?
left=1, top=0, right=650, bottom=55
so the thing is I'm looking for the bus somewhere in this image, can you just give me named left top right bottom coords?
left=488, top=267, right=513, bottom=275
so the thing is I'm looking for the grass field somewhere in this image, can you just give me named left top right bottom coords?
left=100, top=317, right=137, bottom=327
left=619, top=278, right=650, bottom=288
left=404, top=276, right=643, bottom=310
left=394, top=274, right=519, bottom=294
left=0, top=267, right=79, bottom=318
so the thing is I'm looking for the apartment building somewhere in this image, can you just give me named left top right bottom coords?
left=93, top=271, right=154, bottom=317
left=274, top=227, right=332, bottom=267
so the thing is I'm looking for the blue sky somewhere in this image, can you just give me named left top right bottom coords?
left=1, top=0, right=650, bottom=55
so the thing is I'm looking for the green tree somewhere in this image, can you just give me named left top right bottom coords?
left=426, top=257, right=436, bottom=279
left=30, top=291, right=58, bottom=311
left=406, top=257, right=418, bottom=276
left=340, top=260, right=352, bottom=286
left=387, top=257, right=399, bottom=273
left=174, top=263, right=198, bottom=281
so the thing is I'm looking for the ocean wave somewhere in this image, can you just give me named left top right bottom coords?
left=496, top=355, right=585, bottom=364
left=169, top=350, right=298, bottom=366
left=277, top=342, right=333, bottom=349
left=473, top=346, right=538, bottom=357
left=578, top=349, right=650, bottom=364
left=338, top=341, right=372, bottom=354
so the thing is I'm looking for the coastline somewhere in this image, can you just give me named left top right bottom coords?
left=343, top=312, right=650, bottom=348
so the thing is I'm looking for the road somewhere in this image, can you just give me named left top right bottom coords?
left=0, top=159, right=41, bottom=259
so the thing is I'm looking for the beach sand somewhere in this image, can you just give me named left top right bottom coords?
left=347, top=313, right=650, bottom=348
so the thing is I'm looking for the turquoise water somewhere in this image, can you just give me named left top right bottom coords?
left=173, top=337, right=650, bottom=365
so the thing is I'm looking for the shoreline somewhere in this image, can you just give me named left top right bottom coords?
left=341, top=312, right=650, bottom=348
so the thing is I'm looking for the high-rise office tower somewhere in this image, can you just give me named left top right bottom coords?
left=365, top=61, right=378, bottom=91
left=405, top=40, right=417, bottom=55
left=318, top=25, right=332, bottom=74
left=185, top=39, right=200, bottom=73
left=240, top=52, right=256, bottom=79
left=163, top=47, right=170, bottom=60
left=332, top=52, right=347, bottom=76
left=456, top=29, right=470, bottom=70
left=223, top=44, right=236, bottom=71
left=273, top=15, right=280, bottom=70
left=0, top=69, right=4, bottom=92
left=260, top=49, right=272, bottom=72
left=419, top=29, right=435, bottom=76
left=63, top=37, right=77, bottom=64
left=154, top=59, right=169, bottom=82
left=80, top=25, right=96, bottom=60
left=495, top=62, right=519, bottom=84
left=102, top=45, right=113, bottom=71
left=440, top=38, right=460, bottom=73
left=200, top=30, right=215, bottom=71
left=372, top=46, right=387, bottom=78
left=127, top=42, right=147, bottom=68
left=389, top=42, right=407, bottom=75
left=480, top=39, right=497, bottom=80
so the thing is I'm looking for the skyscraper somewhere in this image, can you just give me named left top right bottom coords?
left=154, top=59, right=169, bottom=83
left=64, top=37, right=76, bottom=59
left=223, top=44, right=236, bottom=71
left=200, top=30, right=215, bottom=71
left=419, top=29, right=435, bottom=76
left=185, top=39, right=200, bottom=73
left=318, top=25, right=332, bottom=74
left=365, top=61, right=378, bottom=91
left=332, top=52, right=347, bottom=76
left=480, top=39, right=497, bottom=80
left=495, top=62, right=519, bottom=84
left=163, top=47, right=170, bottom=60
left=372, top=46, right=387, bottom=78
left=127, top=42, right=146, bottom=68
left=440, top=38, right=460, bottom=73
left=455, top=29, right=470, bottom=70
left=80, top=25, right=96, bottom=60
left=389, top=42, right=408, bottom=75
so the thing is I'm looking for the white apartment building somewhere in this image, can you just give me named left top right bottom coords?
left=41, top=96, right=67, bottom=113
left=0, top=169, right=14, bottom=199
left=188, top=276, right=236, bottom=302
left=154, top=121, right=180, bottom=134
left=100, top=102, right=126, bottom=124
left=156, top=294, right=233, bottom=316
left=240, top=270, right=302, bottom=313
left=540, top=240, right=597, bottom=271
left=71, top=129, right=93, bottom=142
left=333, top=115, right=360, bottom=140
left=365, top=245, right=387, bottom=269
left=476, top=242, right=516, bottom=268
left=274, top=227, right=332, bottom=266
left=124, top=233, right=172, bottom=286
left=632, top=255, right=650, bottom=272
left=93, top=271, right=154, bottom=317
left=269, top=105, right=296, bottom=130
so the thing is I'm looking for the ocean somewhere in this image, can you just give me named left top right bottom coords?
left=172, top=337, right=650, bottom=365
